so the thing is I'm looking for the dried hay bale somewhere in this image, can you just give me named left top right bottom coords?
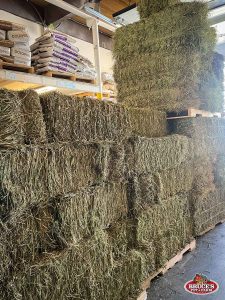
left=0, top=143, right=108, bottom=212
left=138, top=0, right=179, bottom=18
left=19, top=89, right=47, bottom=144
left=40, top=92, right=131, bottom=143
left=126, top=135, right=191, bottom=176
left=214, top=155, right=225, bottom=187
left=127, top=107, right=167, bottom=138
left=199, top=52, right=224, bottom=112
left=169, top=117, right=225, bottom=157
left=0, top=89, right=23, bottom=147
left=193, top=157, right=215, bottom=199
left=49, top=182, right=128, bottom=244
left=192, top=188, right=225, bottom=236
left=137, top=193, right=193, bottom=263
left=5, top=231, right=115, bottom=300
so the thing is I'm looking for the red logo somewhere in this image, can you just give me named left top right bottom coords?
left=184, top=274, right=219, bottom=295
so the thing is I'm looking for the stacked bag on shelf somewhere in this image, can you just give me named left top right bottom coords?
left=31, top=30, right=97, bottom=80
left=0, top=20, right=31, bottom=66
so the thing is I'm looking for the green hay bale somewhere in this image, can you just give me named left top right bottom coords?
left=199, top=52, right=224, bottom=112
left=169, top=117, right=225, bottom=158
left=105, top=143, right=126, bottom=182
left=138, top=0, right=180, bottom=18
left=40, top=92, right=131, bottom=143
left=113, top=2, right=216, bottom=111
left=114, top=3, right=211, bottom=60
left=214, top=155, right=225, bottom=187
left=49, top=182, right=128, bottom=244
left=127, top=107, right=167, bottom=138
left=126, top=135, right=191, bottom=176
left=19, top=89, right=47, bottom=144
left=192, top=188, right=225, bottom=236
left=0, top=89, right=23, bottom=147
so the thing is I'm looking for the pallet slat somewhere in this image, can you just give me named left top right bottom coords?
left=40, top=70, right=96, bottom=84
left=137, top=240, right=196, bottom=300
left=0, top=61, right=34, bottom=74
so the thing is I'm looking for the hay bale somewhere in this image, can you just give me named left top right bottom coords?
left=0, top=89, right=23, bottom=147
left=127, top=107, right=167, bottom=138
left=0, top=143, right=108, bottom=212
left=169, top=117, right=225, bottom=157
left=19, top=89, right=47, bottom=144
left=199, top=52, right=224, bottom=112
left=49, top=182, right=128, bottom=244
left=113, top=2, right=216, bottom=111
left=138, top=0, right=179, bottom=18
left=126, top=135, right=191, bottom=176
left=40, top=92, right=131, bottom=143
left=192, top=188, right=225, bottom=236
left=137, top=193, right=193, bottom=266
left=214, top=155, right=225, bottom=187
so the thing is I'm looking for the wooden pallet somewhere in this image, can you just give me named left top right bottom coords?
left=167, top=108, right=222, bottom=119
left=137, top=240, right=196, bottom=300
left=197, top=219, right=225, bottom=237
left=41, top=71, right=95, bottom=84
left=0, top=61, right=34, bottom=73
left=0, top=39, right=14, bottom=48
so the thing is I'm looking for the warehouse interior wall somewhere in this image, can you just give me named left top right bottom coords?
left=0, top=10, right=114, bottom=73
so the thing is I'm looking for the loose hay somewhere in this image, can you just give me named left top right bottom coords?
left=214, top=155, right=225, bottom=188
left=127, top=107, right=167, bottom=138
left=19, top=89, right=47, bottom=144
left=40, top=92, right=131, bottom=143
left=126, top=135, right=191, bottom=176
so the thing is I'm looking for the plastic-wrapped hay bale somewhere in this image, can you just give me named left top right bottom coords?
left=192, top=189, right=225, bottom=236
left=0, top=89, right=23, bottom=147
left=169, top=117, right=225, bottom=157
left=138, top=0, right=179, bottom=18
left=127, top=107, right=167, bottom=138
left=19, top=89, right=47, bottom=144
left=137, top=194, right=193, bottom=261
left=214, top=155, right=225, bottom=187
left=199, top=52, right=224, bottom=112
left=40, top=92, right=131, bottom=143
left=113, top=2, right=216, bottom=111
left=126, top=135, right=191, bottom=176
left=48, top=182, right=128, bottom=244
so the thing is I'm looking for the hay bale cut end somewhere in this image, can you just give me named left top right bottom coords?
left=0, top=89, right=23, bottom=147
left=126, top=134, right=192, bottom=175
left=40, top=92, right=131, bottom=143
left=127, top=107, right=167, bottom=138
left=19, top=89, right=47, bottom=144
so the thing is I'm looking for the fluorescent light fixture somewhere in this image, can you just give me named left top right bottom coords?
left=35, top=86, right=57, bottom=94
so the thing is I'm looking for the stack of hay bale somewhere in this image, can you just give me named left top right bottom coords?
left=0, top=20, right=31, bottom=66
left=169, top=117, right=225, bottom=236
left=114, top=0, right=221, bottom=112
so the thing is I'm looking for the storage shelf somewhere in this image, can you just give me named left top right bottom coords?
left=0, top=69, right=101, bottom=94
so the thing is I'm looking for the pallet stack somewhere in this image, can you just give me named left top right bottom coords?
left=0, top=20, right=31, bottom=68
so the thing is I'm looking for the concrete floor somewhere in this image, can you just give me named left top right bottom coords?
left=147, top=223, right=225, bottom=300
